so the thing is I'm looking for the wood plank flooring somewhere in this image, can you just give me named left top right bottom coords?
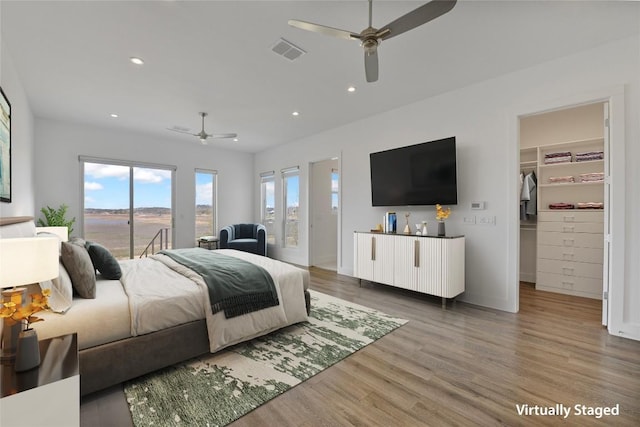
left=81, top=270, right=640, bottom=426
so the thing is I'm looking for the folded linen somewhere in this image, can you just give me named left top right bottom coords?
left=548, top=176, right=575, bottom=183
left=549, top=203, right=575, bottom=210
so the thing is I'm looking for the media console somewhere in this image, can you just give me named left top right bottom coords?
left=353, top=232, right=465, bottom=307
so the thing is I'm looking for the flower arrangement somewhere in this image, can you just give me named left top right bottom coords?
left=0, top=289, right=51, bottom=330
left=435, top=204, right=451, bottom=221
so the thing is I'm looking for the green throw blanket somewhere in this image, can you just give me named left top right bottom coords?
left=158, top=248, right=279, bottom=319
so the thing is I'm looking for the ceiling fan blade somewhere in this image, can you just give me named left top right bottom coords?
left=209, top=133, right=237, bottom=139
left=167, top=127, right=197, bottom=136
left=377, top=0, right=457, bottom=41
left=364, top=48, right=379, bottom=83
left=288, top=19, right=360, bottom=41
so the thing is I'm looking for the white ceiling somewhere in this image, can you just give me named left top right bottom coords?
left=2, top=1, right=638, bottom=153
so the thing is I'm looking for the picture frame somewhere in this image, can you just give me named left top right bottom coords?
left=0, top=86, right=11, bottom=203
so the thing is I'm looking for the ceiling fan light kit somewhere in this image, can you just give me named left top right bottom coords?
left=289, top=0, right=457, bottom=82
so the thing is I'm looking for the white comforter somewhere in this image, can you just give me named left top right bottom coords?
left=120, top=249, right=309, bottom=353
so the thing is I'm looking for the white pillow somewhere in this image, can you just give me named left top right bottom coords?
left=39, top=262, right=73, bottom=313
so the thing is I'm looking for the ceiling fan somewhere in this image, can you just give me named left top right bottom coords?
left=289, top=0, right=457, bottom=83
left=168, top=112, right=237, bottom=144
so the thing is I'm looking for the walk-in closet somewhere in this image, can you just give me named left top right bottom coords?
left=519, top=102, right=607, bottom=304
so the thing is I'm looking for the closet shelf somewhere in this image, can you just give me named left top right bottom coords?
left=520, top=160, right=538, bottom=167
left=539, top=181, right=604, bottom=188
left=539, top=159, right=604, bottom=169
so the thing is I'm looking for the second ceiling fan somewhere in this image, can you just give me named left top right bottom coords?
left=289, top=0, right=457, bottom=83
left=168, top=112, right=237, bottom=144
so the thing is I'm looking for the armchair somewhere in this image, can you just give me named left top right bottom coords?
left=219, top=223, right=267, bottom=256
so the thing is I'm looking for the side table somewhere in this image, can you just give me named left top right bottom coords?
left=198, top=235, right=219, bottom=250
left=1, top=333, right=79, bottom=427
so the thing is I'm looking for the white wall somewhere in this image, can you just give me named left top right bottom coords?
left=310, top=158, right=338, bottom=267
left=33, top=118, right=254, bottom=248
left=254, top=35, right=640, bottom=340
left=0, top=42, right=35, bottom=217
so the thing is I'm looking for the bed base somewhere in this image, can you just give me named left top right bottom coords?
left=80, top=289, right=311, bottom=396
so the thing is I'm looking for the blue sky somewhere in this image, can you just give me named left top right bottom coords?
left=84, top=163, right=173, bottom=209
left=85, top=163, right=299, bottom=209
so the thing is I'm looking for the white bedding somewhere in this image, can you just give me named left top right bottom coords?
left=147, top=249, right=309, bottom=352
left=35, top=249, right=309, bottom=353
left=33, top=278, right=131, bottom=350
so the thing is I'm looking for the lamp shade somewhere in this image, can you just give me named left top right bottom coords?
left=0, top=237, right=59, bottom=288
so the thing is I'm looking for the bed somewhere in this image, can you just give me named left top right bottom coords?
left=0, top=217, right=310, bottom=396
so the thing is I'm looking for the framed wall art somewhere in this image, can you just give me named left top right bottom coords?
left=0, top=86, right=11, bottom=203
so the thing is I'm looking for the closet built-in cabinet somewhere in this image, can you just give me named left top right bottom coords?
left=530, top=138, right=605, bottom=299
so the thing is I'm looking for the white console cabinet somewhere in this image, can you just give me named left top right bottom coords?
left=354, top=232, right=465, bottom=307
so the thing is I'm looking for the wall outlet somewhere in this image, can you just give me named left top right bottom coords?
left=464, top=216, right=476, bottom=224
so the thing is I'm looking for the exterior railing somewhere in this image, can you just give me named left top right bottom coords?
left=140, top=228, right=170, bottom=258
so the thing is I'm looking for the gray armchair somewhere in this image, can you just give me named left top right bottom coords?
left=219, top=223, right=267, bottom=256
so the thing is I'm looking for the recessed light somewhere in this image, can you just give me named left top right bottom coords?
left=347, top=86, right=356, bottom=93
left=292, top=111, right=299, bottom=117
left=110, top=113, right=119, bottom=118
left=130, top=57, right=144, bottom=65
left=233, top=138, right=239, bottom=142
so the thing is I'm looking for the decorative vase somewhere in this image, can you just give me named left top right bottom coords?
left=14, top=328, right=40, bottom=372
left=437, top=221, right=446, bottom=237
left=421, top=221, right=428, bottom=236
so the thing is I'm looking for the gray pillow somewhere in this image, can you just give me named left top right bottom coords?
left=39, top=262, right=73, bottom=313
left=85, top=241, right=122, bottom=280
left=60, top=241, right=96, bottom=299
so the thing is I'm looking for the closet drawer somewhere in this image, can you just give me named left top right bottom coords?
left=537, top=231, right=603, bottom=249
left=537, top=221, right=603, bottom=234
left=537, top=244, right=603, bottom=264
left=538, top=211, right=604, bottom=223
left=537, top=258, right=602, bottom=279
left=536, top=272, right=602, bottom=299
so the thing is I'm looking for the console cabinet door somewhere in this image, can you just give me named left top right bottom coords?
left=354, top=233, right=394, bottom=285
left=416, top=238, right=443, bottom=296
left=394, top=237, right=419, bottom=291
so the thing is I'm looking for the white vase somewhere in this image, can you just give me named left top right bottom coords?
left=14, top=329, right=41, bottom=372
left=421, top=222, right=428, bottom=236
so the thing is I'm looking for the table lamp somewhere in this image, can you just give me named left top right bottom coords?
left=0, top=237, right=59, bottom=363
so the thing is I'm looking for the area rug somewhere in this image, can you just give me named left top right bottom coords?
left=124, top=290, right=407, bottom=426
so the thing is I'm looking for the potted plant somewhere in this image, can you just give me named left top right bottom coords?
left=37, top=204, right=76, bottom=235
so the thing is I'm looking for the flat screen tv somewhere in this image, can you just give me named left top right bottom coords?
left=370, top=137, right=457, bottom=206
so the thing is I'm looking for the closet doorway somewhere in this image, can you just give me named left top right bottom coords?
left=309, top=157, right=339, bottom=271
left=518, top=102, right=609, bottom=324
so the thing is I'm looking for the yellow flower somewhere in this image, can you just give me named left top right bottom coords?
left=0, top=292, right=50, bottom=329
left=435, top=204, right=451, bottom=221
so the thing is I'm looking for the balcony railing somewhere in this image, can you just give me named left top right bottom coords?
left=140, top=228, right=170, bottom=258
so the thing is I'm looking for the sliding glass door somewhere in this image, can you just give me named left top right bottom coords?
left=82, top=159, right=175, bottom=259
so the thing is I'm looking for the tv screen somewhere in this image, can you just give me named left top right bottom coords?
left=370, top=137, right=457, bottom=206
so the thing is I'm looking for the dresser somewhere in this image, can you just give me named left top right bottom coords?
left=536, top=211, right=604, bottom=299
left=353, top=232, right=465, bottom=307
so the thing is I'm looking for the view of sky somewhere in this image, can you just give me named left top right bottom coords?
left=85, top=163, right=300, bottom=209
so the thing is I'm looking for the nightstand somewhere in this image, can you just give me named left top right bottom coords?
left=1, top=333, right=79, bottom=427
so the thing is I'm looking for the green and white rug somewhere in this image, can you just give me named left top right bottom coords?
left=124, top=290, right=407, bottom=426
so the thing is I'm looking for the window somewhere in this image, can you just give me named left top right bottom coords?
left=331, top=168, right=339, bottom=213
left=260, top=171, right=276, bottom=245
left=81, top=157, right=175, bottom=259
left=195, top=169, right=217, bottom=239
left=282, top=166, right=299, bottom=248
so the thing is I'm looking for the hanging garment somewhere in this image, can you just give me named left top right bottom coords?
left=520, top=170, right=537, bottom=220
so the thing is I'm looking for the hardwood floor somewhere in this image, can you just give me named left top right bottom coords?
left=81, top=269, right=640, bottom=426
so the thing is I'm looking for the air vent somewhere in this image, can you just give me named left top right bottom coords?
left=271, top=38, right=306, bottom=61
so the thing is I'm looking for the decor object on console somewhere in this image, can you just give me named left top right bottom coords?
left=403, top=212, right=411, bottom=234
left=421, top=221, right=428, bottom=236
left=435, top=204, right=451, bottom=237
left=219, top=224, right=267, bottom=256
left=0, top=236, right=58, bottom=369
